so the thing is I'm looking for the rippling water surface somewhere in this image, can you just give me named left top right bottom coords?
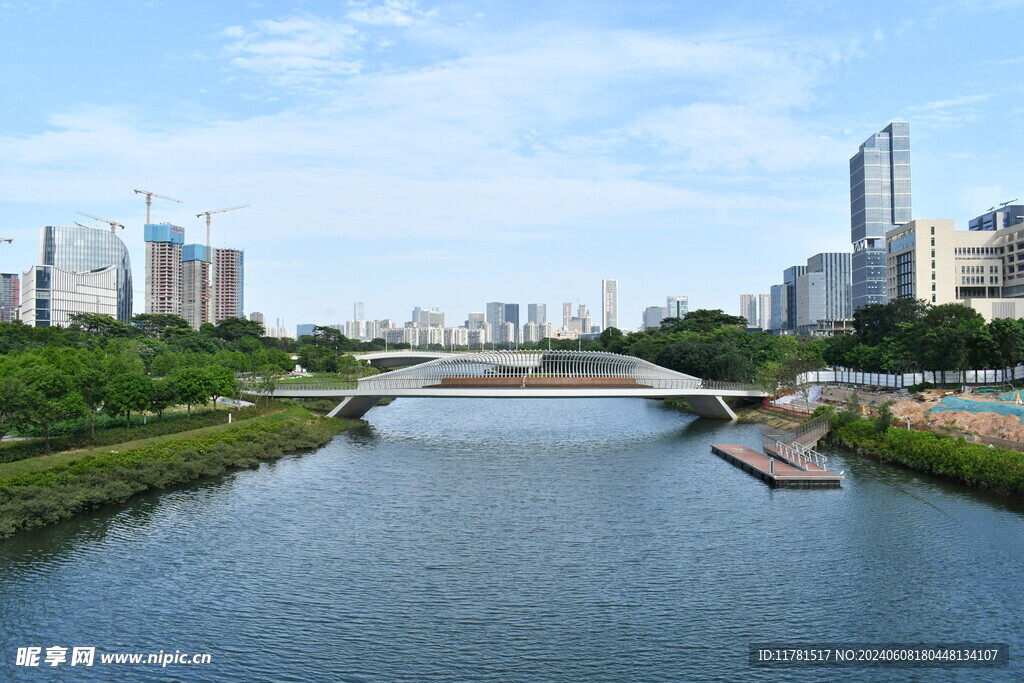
left=2, top=398, right=1023, bottom=681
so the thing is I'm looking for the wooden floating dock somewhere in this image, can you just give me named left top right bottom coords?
left=710, top=444, right=843, bottom=488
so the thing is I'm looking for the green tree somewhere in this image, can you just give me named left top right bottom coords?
left=72, top=362, right=107, bottom=438
left=986, top=317, right=1024, bottom=384
left=204, top=366, right=238, bottom=408
left=131, top=313, right=192, bottom=339
left=213, top=317, right=265, bottom=342
left=68, top=312, right=133, bottom=337
left=0, top=371, right=26, bottom=441
left=149, top=378, right=178, bottom=420
left=17, top=366, right=86, bottom=449
left=663, top=309, right=748, bottom=334
left=169, top=367, right=213, bottom=415
left=599, top=327, right=626, bottom=353
left=104, top=373, right=154, bottom=427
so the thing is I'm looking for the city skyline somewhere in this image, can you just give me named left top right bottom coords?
left=2, top=2, right=1023, bottom=329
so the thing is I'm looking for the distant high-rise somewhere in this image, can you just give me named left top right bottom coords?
left=354, top=302, right=365, bottom=321
left=21, top=225, right=132, bottom=327
left=758, top=293, right=770, bottom=330
left=182, top=244, right=209, bottom=329
left=601, top=279, right=618, bottom=330
left=850, top=121, right=911, bottom=309
left=45, top=225, right=133, bottom=322
left=642, top=306, right=667, bottom=330
left=249, top=311, right=265, bottom=324
left=466, top=312, right=486, bottom=329
left=417, top=308, right=444, bottom=327
left=527, top=303, right=546, bottom=325
left=969, top=204, right=1024, bottom=232
left=212, top=247, right=244, bottom=322
left=796, top=252, right=853, bottom=333
left=0, top=273, right=19, bottom=322
left=769, top=284, right=786, bottom=332
left=504, top=303, right=520, bottom=328
left=739, top=294, right=757, bottom=327
left=144, top=223, right=184, bottom=316
left=782, top=265, right=806, bottom=331
left=666, top=295, right=688, bottom=318
left=486, top=302, right=505, bottom=327
left=562, top=302, right=572, bottom=330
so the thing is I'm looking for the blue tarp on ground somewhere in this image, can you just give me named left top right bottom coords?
left=998, top=391, right=1024, bottom=403
left=931, top=397, right=1024, bottom=423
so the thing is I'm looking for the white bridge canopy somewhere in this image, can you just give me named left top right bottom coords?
left=255, top=350, right=764, bottom=420
left=358, top=350, right=700, bottom=390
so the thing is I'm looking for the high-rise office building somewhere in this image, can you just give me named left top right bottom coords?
left=182, top=244, right=209, bottom=329
left=504, top=303, right=520, bottom=328
left=212, top=247, right=244, bottom=322
left=0, top=273, right=19, bottom=322
left=666, top=295, right=688, bottom=318
left=601, top=279, right=618, bottom=330
left=486, top=302, right=505, bottom=327
left=850, top=121, right=911, bottom=309
left=144, top=223, right=184, bottom=316
left=466, top=312, right=486, bottom=329
left=969, top=204, right=1024, bottom=232
left=20, top=225, right=132, bottom=327
left=354, top=302, right=365, bottom=321
left=642, top=306, right=667, bottom=330
left=39, top=225, right=133, bottom=323
left=796, top=252, right=853, bottom=334
left=249, top=311, right=265, bottom=324
left=769, top=284, right=786, bottom=332
left=781, top=265, right=806, bottom=331
left=562, top=302, right=572, bottom=330
left=758, top=293, right=770, bottom=330
left=739, top=294, right=757, bottom=327
left=417, top=308, right=444, bottom=327
left=527, top=303, right=546, bottom=325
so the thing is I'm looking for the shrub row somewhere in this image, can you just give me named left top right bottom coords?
left=0, top=413, right=354, bottom=538
left=832, top=420, right=1024, bottom=495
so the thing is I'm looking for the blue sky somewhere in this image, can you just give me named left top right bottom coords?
left=2, top=0, right=1023, bottom=331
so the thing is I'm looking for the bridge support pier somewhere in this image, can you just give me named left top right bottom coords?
left=685, top=395, right=737, bottom=420
left=327, top=395, right=385, bottom=419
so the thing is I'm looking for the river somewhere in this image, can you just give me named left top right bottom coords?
left=1, top=398, right=1022, bottom=681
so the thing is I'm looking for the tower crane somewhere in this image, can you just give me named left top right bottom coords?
left=0, top=238, right=11, bottom=244
left=196, top=204, right=249, bottom=323
left=75, top=211, right=125, bottom=233
left=134, top=189, right=183, bottom=224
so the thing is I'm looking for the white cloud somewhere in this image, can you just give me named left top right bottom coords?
left=346, top=0, right=432, bottom=27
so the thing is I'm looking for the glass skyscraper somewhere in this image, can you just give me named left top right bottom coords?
left=40, top=225, right=133, bottom=322
left=849, top=122, right=911, bottom=310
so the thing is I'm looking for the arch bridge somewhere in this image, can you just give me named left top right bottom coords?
left=260, top=351, right=764, bottom=420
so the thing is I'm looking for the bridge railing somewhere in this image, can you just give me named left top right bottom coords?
left=247, top=378, right=764, bottom=394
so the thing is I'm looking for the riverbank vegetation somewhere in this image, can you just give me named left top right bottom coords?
left=0, top=405, right=355, bottom=538
left=821, top=405, right=1024, bottom=495
left=0, top=315, right=379, bottom=453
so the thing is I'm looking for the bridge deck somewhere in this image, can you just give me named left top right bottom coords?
left=710, top=444, right=842, bottom=487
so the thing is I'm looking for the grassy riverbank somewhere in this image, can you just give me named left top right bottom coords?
left=0, top=405, right=356, bottom=538
left=831, top=420, right=1024, bottom=495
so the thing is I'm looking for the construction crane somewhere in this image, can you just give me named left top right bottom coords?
left=75, top=211, right=125, bottom=233
left=134, top=189, right=183, bottom=224
left=196, top=205, right=249, bottom=323
left=0, top=238, right=11, bottom=244
left=1000, top=198, right=1019, bottom=208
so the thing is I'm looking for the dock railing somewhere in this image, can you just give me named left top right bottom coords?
left=763, top=437, right=830, bottom=471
